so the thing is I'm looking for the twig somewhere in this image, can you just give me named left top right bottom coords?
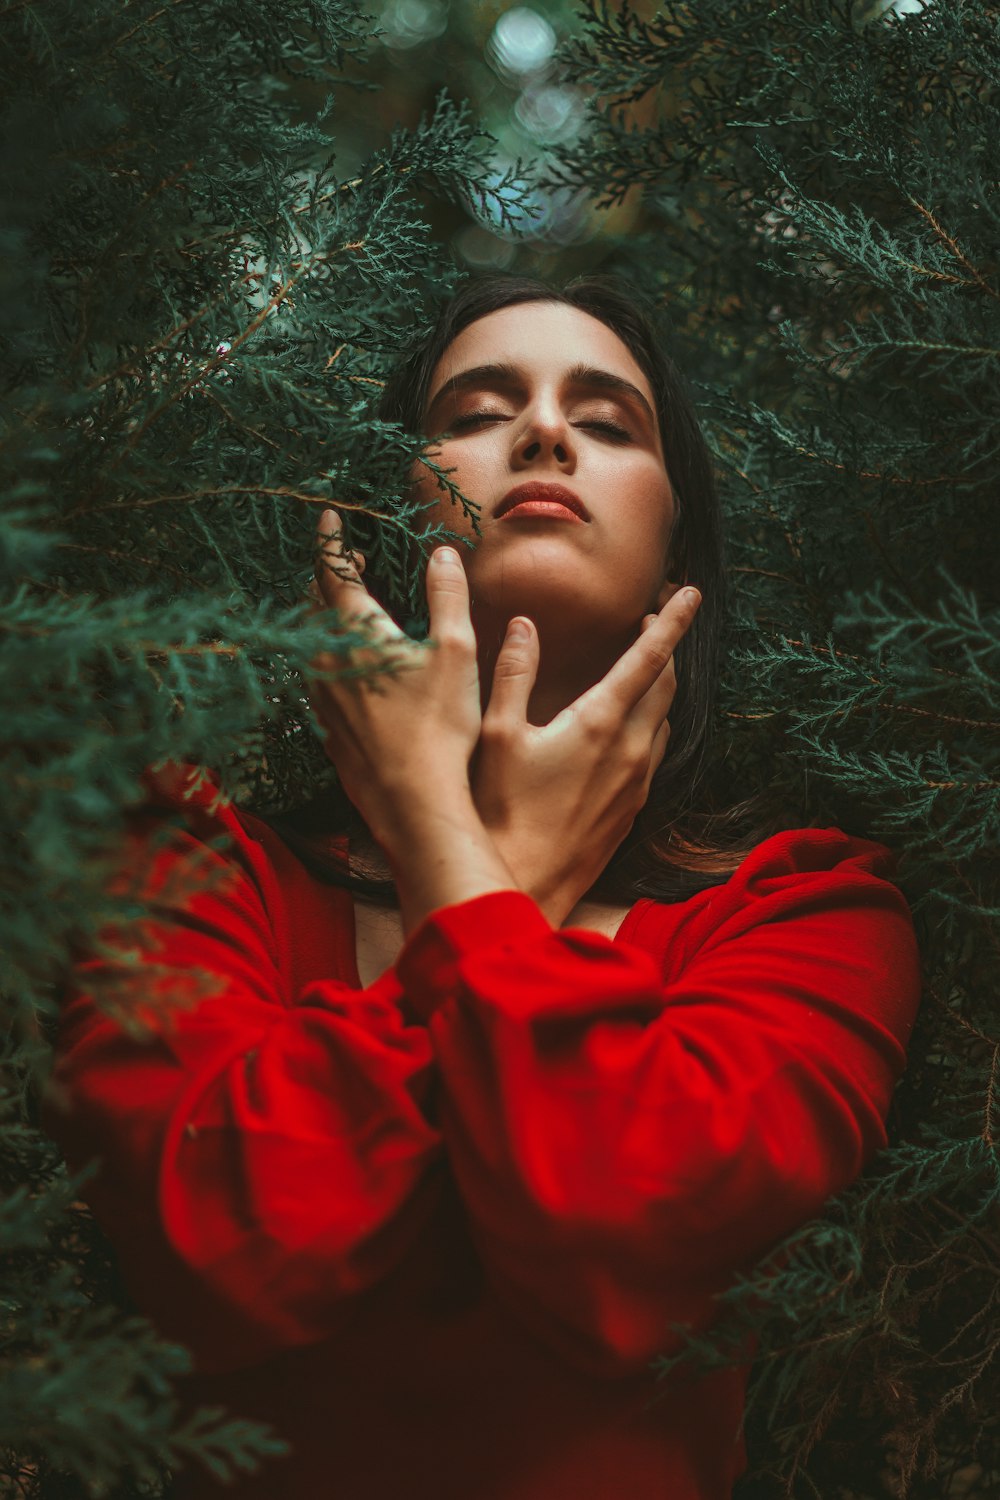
left=982, top=1046, right=999, bottom=1149
left=65, top=486, right=414, bottom=532
left=909, top=197, right=1000, bottom=304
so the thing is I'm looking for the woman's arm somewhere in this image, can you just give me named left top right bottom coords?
left=390, top=831, right=921, bottom=1378
left=47, top=776, right=442, bottom=1374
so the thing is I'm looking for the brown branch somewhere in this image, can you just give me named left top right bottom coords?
left=901, top=262, right=981, bottom=290
left=922, top=779, right=1000, bottom=790
left=924, top=980, right=999, bottom=1048
left=200, top=388, right=281, bottom=452
left=56, top=539, right=191, bottom=583
left=86, top=266, right=267, bottom=394
left=731, top=565, right=803, bottom=586
left=983, top=1046, right=999, bottom=1149
left=122, top=267, right=308, bottom=445
left=929, top=1195, right=1000, bottom=1268
left=732, top=465, right=803, bottom=562
left=781, top=636, right=880, bottom=683
left=104, top=236, right=368, bottom=443
left=909, top=197, right=1000, bottom=304
left=96, top=0, right=192, bottom=60
left=176, top=161, right=405, bottom=260
left=886, top=702, right=1000, bottom=733
left=788, top=442, right=968, bottom=487
left=779, top=635, right=969, bottom=687
left=937, top=846, right=1000, bottom=957
left=141, top=641, right=242, bottom=659
left=64, top=486, right=413, bottom=532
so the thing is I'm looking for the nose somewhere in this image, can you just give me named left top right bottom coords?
left=510, top=401, right=576, bottom=473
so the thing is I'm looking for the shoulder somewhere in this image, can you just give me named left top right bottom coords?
left=138, top=761, right=239, bottom=826
left=693, top=823, right=904, bottom=916
left=628, top=825, right=918, bottom=985
left=720, top=824, right=902, bottom=908
left=127, top=763, right=258, bottom=878
left=120, top=764, right=307, bottom=918
left=127, top=766, right=354, bottom=990
left=137, top=762, right=294, bottom=854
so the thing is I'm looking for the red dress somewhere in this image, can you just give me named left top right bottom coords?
left=48, top=765, right=921, bottom=1499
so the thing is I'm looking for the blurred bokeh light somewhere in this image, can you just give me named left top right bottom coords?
left=335, top=0, right=630, bottom=272
left=379, top=0, right=450, bottom=50
left=487, top=7, right=557, bottom=81
left=514, top=81, right=583, bottom=143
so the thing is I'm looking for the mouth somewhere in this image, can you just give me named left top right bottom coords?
left=494, top=482, right=590, bottom=523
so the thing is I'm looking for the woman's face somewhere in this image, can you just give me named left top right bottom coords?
left=409, top=302, right=679, bottom=650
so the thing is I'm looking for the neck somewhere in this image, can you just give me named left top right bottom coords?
left=474, top=609, right=638, bottom=725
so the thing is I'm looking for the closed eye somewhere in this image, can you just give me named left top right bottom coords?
left=449, top=411, right=632, bottom=441
left=582, top=419, right=631, bottom=441
left=448, top=412, right=509, bottom=430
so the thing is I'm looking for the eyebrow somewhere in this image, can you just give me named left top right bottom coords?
left=426, top=360, right=657, bottom=429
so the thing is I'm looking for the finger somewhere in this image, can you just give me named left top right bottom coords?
left=315, top=508, right=365, bottom=595
left=630, top=594, right=702, bottom=735
left=483, top=617, right=538, bottom=729
left=594, top=587, right=702, bottom=713
left=316, top=509, right=403, bottom=641
left=628, top=616, right=671, bottom=729
left=426, top=545, right=475, bottom=644
left=631, top=653, right=677, bottom=739
left=640, top=719, right=671, bottom=800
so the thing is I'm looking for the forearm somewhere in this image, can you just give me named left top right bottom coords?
left=380, top=787, right=525, bottom=938
left=483, top=830, right=582, bottom=930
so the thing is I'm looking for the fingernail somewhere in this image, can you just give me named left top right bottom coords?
left=682, top=587, right=701, bottom=606
left=432, top=546, right=460, bottom=567
left=507, top=618, right=530, bottom=643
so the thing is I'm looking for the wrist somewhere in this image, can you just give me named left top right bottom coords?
left=376, top=780, right=477, bottom=864
left=481, top=825, right=578, bottom=928
left=379, top=786, right=519, bottom=937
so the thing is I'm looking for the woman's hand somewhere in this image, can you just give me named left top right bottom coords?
left=307, top=508, right=518, bottom=933
left=470, top=588, right=703, bottom=928
left=306, top=509, right=483, bottom=853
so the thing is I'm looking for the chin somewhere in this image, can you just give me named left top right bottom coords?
left=472, top=576, right=639, bottom=644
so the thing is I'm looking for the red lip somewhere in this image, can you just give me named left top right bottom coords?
left=495, top=482, right=590, bottom=522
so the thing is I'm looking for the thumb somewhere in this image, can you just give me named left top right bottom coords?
left=486, top=617, right=538, bottom=725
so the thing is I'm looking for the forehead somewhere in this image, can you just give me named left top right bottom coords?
left=427, top=301, right=655, bottom=405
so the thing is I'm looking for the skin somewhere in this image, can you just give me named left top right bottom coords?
left=409, top=302, right=682, bottom=725
left=307, top=301, right=702, bottom=942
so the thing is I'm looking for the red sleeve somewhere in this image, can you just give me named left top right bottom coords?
left=46, top=774, right=442, bottom=1373
left=395, top=831, right=921, bottom=1378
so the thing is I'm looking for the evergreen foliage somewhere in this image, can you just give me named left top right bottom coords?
left=0, top=1, right=530, bottom=1491
left=3, top=0, right=998, bottom=1495
left=544, top=1, right=1000, bottom=1494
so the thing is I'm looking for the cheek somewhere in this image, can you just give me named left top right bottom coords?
left=408, top=441, right=485, bottom=538
left=619, top=461, right=675, bottom=560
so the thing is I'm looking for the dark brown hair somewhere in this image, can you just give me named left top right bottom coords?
left=273, top=273, right=775, bottom=905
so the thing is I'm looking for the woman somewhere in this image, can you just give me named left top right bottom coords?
left=48, top=276, right=921, bottom=1500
